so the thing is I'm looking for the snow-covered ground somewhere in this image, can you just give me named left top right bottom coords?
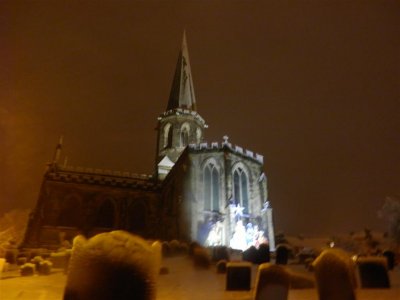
left=1, top=256, right=399, bottom=300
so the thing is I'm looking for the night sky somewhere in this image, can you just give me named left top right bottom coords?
left=1, top=1, right=399, bottom=235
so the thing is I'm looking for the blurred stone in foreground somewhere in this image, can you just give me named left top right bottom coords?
left=64, top=230, right=160, bottom=300
left=313, top=249, right=356, bottom=300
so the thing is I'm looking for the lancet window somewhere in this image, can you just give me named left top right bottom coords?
left=233, top=166, right=249, bottom=214
left=203, top=162, right=219, bottom=211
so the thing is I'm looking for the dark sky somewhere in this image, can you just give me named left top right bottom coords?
left=1, top=0, right=399, bottom=235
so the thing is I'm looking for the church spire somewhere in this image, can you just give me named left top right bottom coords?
left=167, top=31, right=197, bottom=111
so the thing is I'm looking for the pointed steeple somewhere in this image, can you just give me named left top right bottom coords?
left=167, top=31, right=197, bottom=111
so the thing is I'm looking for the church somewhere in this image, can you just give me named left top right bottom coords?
left=21, top=33, right=275, bottom=251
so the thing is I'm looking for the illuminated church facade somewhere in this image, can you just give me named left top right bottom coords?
left=22, top=34, right=275, bottom=251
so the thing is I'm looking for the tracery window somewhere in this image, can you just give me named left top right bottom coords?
left=203, top=162, right=219, bottom=211
left=233, top=166, right=249, bottom=214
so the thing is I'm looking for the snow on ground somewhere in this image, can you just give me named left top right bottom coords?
left=1, top=256, right=400, bottom=300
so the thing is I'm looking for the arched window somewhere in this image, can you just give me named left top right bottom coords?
left=163, top=123, right=173, bottom=148
left=180, top=123, right=190, bottom=147
left=203, top=162, right=219, bottom=211
left=233, top=166, right=249, bottom=214
left=94, top=199, right=115, bottom=228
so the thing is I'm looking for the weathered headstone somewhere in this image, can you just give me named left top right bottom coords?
left=20, top=263, right=35, bottom=276
left=358, top=257, right=390, bottom=288
left=382, top=250, right=395, bottom=271
left=313, top=249, right=356, bottom=300
left=275, top=245, right=289, bottom=265
left=255, top=243, right=270, bottom=264
left=253, top=263, right=290, bottom=300
left=63, top=230, right=159, bottom=300
left=226, top=262, right=252, bottom=290
left=242, top=246, right=257, bottom=263
left=38, top=260, right=53, bottom=275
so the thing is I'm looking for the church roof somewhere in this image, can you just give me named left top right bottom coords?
left=46, top=164, right=159, bottom=191
left=167, top=31, right=197, bottom=111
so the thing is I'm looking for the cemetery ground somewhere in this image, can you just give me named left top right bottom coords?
left=1, top=254, right=400, bottom=300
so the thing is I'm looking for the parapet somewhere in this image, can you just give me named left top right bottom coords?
left=188, top=142, right=264, bottom=164
left=158, top=108, right=206, bottom=125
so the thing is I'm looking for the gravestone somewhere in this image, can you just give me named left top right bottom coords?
left=255, top=243, right=270, bottom=264
left=275, top=245, right=289, bottom=265
left=358, top=257, right=390, bottom=288
left=242, top=246, right=257, bottom=263
left=226, top=262, right=252, bottom=290
left=382, top=250, right=395, bottom=271
left=253, top=263, right=290, bottom=300
left=313, top=249, right=356, bottom=300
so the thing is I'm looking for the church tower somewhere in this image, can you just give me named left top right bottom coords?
left=156, top=32, right=207, bottom=180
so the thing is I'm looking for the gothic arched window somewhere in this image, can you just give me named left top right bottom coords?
left=233, top=166, right=249, bottom=214
left=163, top=123, right=173, bottom=148
left=180, top=123, right=190, bottom=147
left=203, top=162, right=219, bottom=211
